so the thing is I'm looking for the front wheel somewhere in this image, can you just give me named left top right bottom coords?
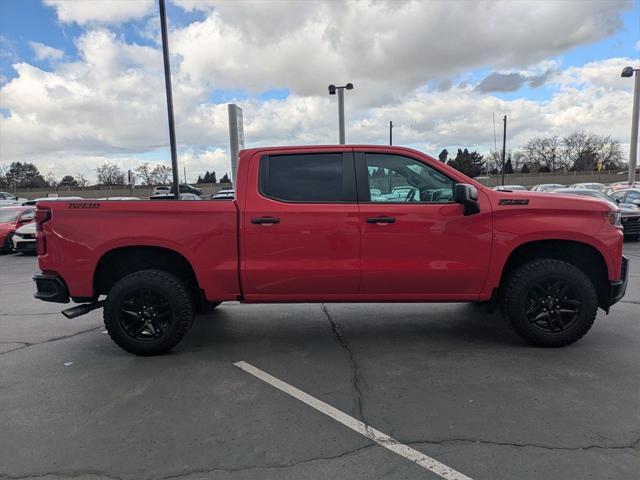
left=1, top=233, right=13, bottom=254
left=500, top=259, right=598, bottom=347
left=104, top=269, right=195, bottom=356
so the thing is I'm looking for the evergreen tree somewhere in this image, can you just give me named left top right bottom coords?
left=446, top=148, right=485, bottom=178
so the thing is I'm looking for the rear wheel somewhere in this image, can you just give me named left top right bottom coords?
left=104, top=269, right=194, bottom=355
left=501, top=259, right=598, bottom=347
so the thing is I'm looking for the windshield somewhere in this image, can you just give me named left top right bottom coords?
left=0, top=209, right=21, bottom=222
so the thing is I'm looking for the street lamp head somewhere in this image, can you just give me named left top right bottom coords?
left=621, top=66, right=634, bottom=78
left=328, top=84, right=336, bottom=95
left=345, top=83, right=354, bottom=90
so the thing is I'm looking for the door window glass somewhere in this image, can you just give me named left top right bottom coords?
left=365, top=154, right=455, bottom=203
left=260, top=153, right=346, bottom=202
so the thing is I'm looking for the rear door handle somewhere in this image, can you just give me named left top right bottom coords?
left=366, top=216, right=396, bottom=224
left=251, top=216, right=280, bottom=225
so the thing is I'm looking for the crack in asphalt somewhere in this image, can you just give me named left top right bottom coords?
left=404, top=435, right=640, bottom=452
left=321, top=303, right=367, bottom=425
left=0, top=327, right=101, bottom=356
left=0, top=444, right=377, bottom=480
left=4, top=435, right=638, bottom=480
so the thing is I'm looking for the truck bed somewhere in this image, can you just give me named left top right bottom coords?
left=37, top=200, right=240, bottom=301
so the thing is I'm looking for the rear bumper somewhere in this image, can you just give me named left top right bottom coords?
left=33, top=273, right=70, bottom=303
left=608, top=256, right=629, bottom=308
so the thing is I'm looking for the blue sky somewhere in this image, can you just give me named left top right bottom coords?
left=2, top=1, right=638, bottom=102
left=0, top=0, right=639, bottom=181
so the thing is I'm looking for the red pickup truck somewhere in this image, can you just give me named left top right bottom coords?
left=33, top=145, right=628, bottom=355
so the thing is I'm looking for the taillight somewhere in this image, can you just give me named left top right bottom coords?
left=35, top=207, right=51, bottom=255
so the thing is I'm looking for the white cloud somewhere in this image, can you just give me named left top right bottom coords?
left=0, top=1, right=635, bottom=182
left=29, top=41, right=64, bottom=61
left=43, top=0, right=155, bottom=25
left=635, top=40, right=640, bottom=51
left=169, top=0, right=627, bottom=104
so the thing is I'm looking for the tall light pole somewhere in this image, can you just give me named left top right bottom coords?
left=622, top=66, right=640, bottom=185
left=501, top=115, right=507, bottom=186
left=159, top=0, right=180, bottom=199
left=328, top=83, right=354, bottom=144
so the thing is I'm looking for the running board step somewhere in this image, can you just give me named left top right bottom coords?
left=62, top=301, right=105, bottom=319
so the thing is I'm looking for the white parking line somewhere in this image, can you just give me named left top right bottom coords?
left=234, top=361, right=473, bottom=480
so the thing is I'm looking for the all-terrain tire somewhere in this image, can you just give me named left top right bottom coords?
left=104, top=269, right=195, bottom=356
left=501, top=259, right=598, bottom=347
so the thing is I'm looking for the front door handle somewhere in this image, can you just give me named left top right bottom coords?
left=251, top=216, right=280, bottom=225
left=366, top=216, right=396, bottom=224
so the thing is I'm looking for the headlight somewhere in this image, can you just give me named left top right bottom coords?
left=607, top=211, right=622, bottom=227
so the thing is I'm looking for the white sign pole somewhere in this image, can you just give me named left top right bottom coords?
left=228, top=104, right=245, bottom=185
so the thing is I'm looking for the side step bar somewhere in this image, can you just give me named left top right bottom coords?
left=62, top=300, right=105, bottom=319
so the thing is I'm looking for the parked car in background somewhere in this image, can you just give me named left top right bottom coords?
left=0, top=206, right=34, bottom=253
left=12, top=221, right=37, bottom=254
left=22, top=196, right=83, bottom=206
left=554, top=188, right=640, bottom=240
left=152, top=186, right=171, bottom=196
left=170, top=184, right=202, bottom=196
left=211, top=190, right=235, bottom=200
left=0, top=192, right=28, bottom=206
left=570, top=182, right=606, bottom=192
left=605, top=181, right=640, bottom=194
left=178, top=193, right=201, bottom=201
left=530, top=184, right=565, bottom=192
left=150, top=193, right=201, bottom=201
left=608, top=189, right=640, bottom=206
left=492, top=185, right=528, bottom=191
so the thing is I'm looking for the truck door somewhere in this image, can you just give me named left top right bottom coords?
left=356, top=151, right=492, bottom=298
left=241, top=150, right=360, bottom=299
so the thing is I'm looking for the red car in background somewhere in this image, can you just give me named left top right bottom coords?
left=0, top=206, right=35, bottom=253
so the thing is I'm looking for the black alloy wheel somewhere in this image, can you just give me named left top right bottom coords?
left=525, top=279, right=582, bottom=333
left=118, top=288, right=173, bottom=341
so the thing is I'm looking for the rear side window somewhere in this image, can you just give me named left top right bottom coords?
left=260, top=153, right=354, bottom=202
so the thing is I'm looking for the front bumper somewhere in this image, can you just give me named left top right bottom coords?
left=622, top=215, right=640, bottom=237
left=14, top=240, right=36, bottom=253
left=33, top=273, right=70, bottom=303
left=608, top=255, right=629, bottom=308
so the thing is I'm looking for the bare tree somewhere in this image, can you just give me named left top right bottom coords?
left=562, top=131, right=623, bottom=171
left=135, top=162, right=154, bottom=185
left=523, top=136, right=563, bottom=171
left=151, top=164, right=171, bottom=184
left=46, top=171, right=58, bottom=188
left=0, top=164, right=8, bottom=187
left=76, top=173, right=89, bottom=188
left=96, top=162, right=125, bottom=185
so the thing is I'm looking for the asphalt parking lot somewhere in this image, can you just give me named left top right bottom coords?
left=1, top=244, right=639, bottom=480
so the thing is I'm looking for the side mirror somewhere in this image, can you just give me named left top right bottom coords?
left=454, top=184, right=480, bottom=216
left=633, top=199, right=640, bottom=206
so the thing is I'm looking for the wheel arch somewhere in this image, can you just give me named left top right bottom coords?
left=498, top=239, right=609, bottom=309
left=94, top=246, right=200, bottom=298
